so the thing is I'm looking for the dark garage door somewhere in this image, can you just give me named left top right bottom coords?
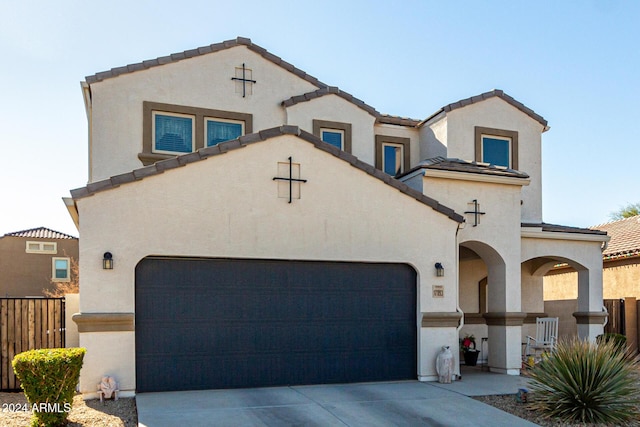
left=135, top=257, right=417, bottom=392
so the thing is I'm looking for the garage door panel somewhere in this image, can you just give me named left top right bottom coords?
left=135, top=258, right=416, bottom=392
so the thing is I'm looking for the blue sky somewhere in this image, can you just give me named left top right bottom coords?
left=0, top=0, right=638, bottom=236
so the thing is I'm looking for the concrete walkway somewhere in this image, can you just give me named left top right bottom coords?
left=137, top=372, right=536, bottom=427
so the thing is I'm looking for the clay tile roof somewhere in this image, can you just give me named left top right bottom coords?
left=4, top=227, right=77, bottom=240
left=421, top=89, right=549, bottom=130
left=85, top=37, right=328, bottom=89
left=401, top=157, right=530, bottom=179
left=282, top=87, right=379, bottom=118
left=282, top=89, right=421, bottom=127
left=521, top=222, right=607, bottom=236
left=591, top=215, right=640, bottom=259
left=70, top=126, right=464, bottom=224
left=377, top=114, right=421, bottom=127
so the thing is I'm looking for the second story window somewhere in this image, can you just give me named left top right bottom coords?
left=312, top=120, right=352, bottom=153
left=26, top=241, right=57, bottom=254
left=153, top=112, right=195, bottom=154
left=206, top=118, right=244, bottom=147
left=320, top=128, right=344, bottom=150
left=383, top=143, right=404, bottom=176
left=481, top=135, right=511, bottom=168
left=141, top=102, right=253, bottom=166
left=375, top=135, right=410, bottom=176
left=475, top=126, right=519, bottom=169
left=52, top=257, right=70, bottom=282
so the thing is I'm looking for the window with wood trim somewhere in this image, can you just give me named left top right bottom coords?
left=375, top=135, right=410, bottom=176
left=140, top=101, right=253, bottom=165
left=475, top=126, right=518, bottom=169
left=312, top=120, right=352, bottom=153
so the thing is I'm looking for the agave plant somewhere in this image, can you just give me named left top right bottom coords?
left=527, top=337, right=640, bottom=424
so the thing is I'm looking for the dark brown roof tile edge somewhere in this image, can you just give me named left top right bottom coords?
left=420, top=89, right=548, bottom=129
left=86, top=37, right=328, bottom=89
left=376, top=115, right=421, bottom=127
left=70, top=126, right=463, bottom=223
left=281, top=88, right=381, bottom=119
left=521, top=222, right=608, bottom=236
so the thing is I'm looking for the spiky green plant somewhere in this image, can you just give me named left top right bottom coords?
left=527, top=337, right=640, bottom=424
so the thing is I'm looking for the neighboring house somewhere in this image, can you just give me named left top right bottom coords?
left=0, top=227, right=78, bottom=297
left=545, top=215, right=640, bottom=343
left=65, top=37, right=608, bottom=396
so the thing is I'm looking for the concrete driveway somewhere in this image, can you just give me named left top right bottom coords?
left=137, top=380, right=537, bottom=426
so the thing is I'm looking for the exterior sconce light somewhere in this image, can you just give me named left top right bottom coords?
left=435, top=262, right=444, bottom=277
left=103, top=252, right=114, bottom=270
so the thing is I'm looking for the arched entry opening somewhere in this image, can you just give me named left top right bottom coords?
left=459, top=241, right=523, bottom=375
left=522, top=255, right=604, bottom=341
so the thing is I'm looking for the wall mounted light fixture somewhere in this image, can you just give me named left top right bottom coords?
left=435, top=262, right=444, bottom=277
left=103, top=252, right=114, bottom=270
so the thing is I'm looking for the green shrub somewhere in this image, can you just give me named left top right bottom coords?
left=596, top=332, right=627, bottom=352
left=12, top=347, right=86, bottom=427
left=528, top=337, right=640, bottom=424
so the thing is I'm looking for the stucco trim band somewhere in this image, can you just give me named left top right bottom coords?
left=572, top=311, right=608, bottom=325
left=72, top=313, right=135, bottom=332
left=524, top=312, right=548, bottom=324
left=482, top=312, right=527, bottom=326
left=421, top=312, right=463, bottom=328
left=463, top=313, right=486, bottom=324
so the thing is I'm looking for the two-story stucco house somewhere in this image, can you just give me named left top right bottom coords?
left=65, top=37, right=609, bottom=396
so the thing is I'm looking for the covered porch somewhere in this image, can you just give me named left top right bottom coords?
left=457, top=223, right=609, bottom=373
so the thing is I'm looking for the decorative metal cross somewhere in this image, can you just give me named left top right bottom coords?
left=273, top=157, right=307, bottom=203
left=231, top=63, right=256, bottom=98
left=464, top=199, right=486, bottom=227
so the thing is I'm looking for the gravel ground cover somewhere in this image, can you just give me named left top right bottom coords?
left=0, top=392, right=137, bottom=427
left=475, top=393, right=640, bottom=427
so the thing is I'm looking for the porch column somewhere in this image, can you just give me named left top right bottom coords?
left=485, top=261, right=523, bottom=375
left=483, top=312, right=526, bottom=375
left=573, top=268, right=606, bottom=341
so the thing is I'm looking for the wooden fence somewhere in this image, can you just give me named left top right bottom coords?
left=603, top=297, right=639, bottom=353
left=0, top=298, right=65, bottom=391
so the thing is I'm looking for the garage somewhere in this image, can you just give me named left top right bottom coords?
left=135, top=257, right=417, bottom=392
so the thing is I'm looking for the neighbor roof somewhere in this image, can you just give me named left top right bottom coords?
left=4, top=227, right=77, bottom=240
left=70, top=126, right=464, bottom=223
left=400, top=157, right=530, bottom=179
left=421, top=89, right=549, bottom=130
left=592, top=215, right=640, bottom=260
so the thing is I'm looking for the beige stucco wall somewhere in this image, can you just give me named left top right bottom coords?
left=284, top=95, right=377, bottom=165
left=64, top=293, right=80, bottom=347
left=424, top=175, right=523, bottom=313
left=420, top=114, right=447, bottom=160
left=544, top=258, right=640, bottom=300
left=88, top=46, right=319, bottom=182
left=459, top=258, right=487, bottom=314
left=75, top=134, right=461, bottom=393
left=423, top=98, right=544, bottom=223
left=373, top=123, right=421, bottom=168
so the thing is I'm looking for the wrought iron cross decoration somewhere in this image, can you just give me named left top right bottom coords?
left=231, top=63, right=256, bottom=97
left=273, top=157, right=307, bottom=203
left=464, top=199, right=486, bottom=227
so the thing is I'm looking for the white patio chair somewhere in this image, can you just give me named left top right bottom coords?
left=525, top=317, right=558, bottom=359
